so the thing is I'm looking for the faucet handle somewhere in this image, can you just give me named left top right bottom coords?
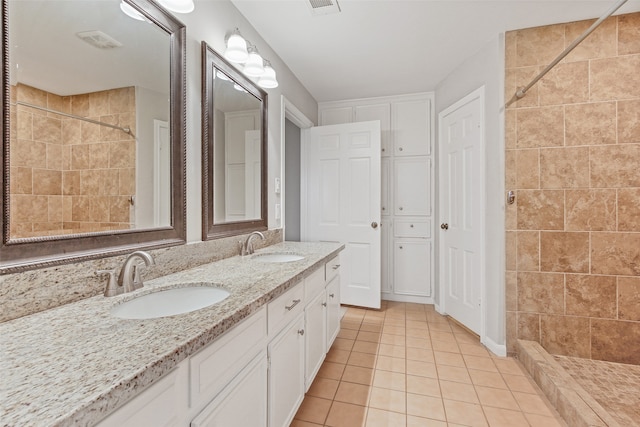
left=131, top=264, right=144, bottom=291
left=97, top=269, right=121, bottom=297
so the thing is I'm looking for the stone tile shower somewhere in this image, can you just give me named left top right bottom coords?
left=9, top=84, right=136, bottom=238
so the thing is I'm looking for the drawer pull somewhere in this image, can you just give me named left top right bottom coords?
left=410, top=224, right=414, bottom=228
left=298, top=329, right=305, bottom=336
left=329, top=293, right=335, bottom=298
left=332, top=264, right=340, bottom=270
left=285, top=299, right=301, bottom=311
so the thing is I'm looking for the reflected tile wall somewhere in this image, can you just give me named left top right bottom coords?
left=505, top=12, right=640, bottom=363
left=10, top=84, right=135, bottom=238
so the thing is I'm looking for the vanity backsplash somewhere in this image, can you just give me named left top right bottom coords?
left=0, top=229, right=282, bottom=323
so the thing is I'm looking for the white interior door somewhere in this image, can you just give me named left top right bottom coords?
left=302, top=121, right=381, bottom=309
left=438, top=88, right=484, bottom=335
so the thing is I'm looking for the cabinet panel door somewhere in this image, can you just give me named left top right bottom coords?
left=393, top=240, right=431, bottom=297
left=381, top=219, right=392, bottom=294
left=355, top=103, right=391, bottom=156
left=392, top=99, right=430, bottom=156
left=325, top=276, right=341, bottom=351
left=320, top=107, right=353, bottom=125
left=268, top=315, right=305, bottom=427
left=394, top=157, right=431, bottom=216
left=191, top=352, right=267, bottom=427
left=381, top=157, right=391, bottom=216
left=305, top=291, right=326, bottom=389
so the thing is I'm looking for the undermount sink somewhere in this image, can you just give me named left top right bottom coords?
left=252, top=253, right=305, bottom=263
left=110, top=285, right=230, bottom=319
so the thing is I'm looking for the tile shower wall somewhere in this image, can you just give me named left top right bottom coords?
left=505, top=12, right=640, bottom=365
left=10, top=83, right=135, bottom=238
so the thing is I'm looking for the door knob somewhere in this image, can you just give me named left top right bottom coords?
left=440, top=223, right=449, bottom=230
left=371, top=222, right=378, bottom=229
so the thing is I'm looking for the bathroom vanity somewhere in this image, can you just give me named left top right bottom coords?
left=0, top=241, right=343, bottom=427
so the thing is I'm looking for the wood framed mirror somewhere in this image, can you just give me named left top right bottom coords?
left=1, top=0, right=186, bottom=273
left=201, top=42, right=267, bottom=239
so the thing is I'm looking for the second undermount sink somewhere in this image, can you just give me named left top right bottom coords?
left=252, top=253, right=305, bottom=263
left=110, top=285, right=230, bottom=319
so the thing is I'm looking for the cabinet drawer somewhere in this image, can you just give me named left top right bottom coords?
left=304, top=267, right=325, bottom=301
left=190, top=306, right=267, bottom=409
left=268, top=282, right=304, bottom=336
left=325, top=255, right=341, bottom=283
left=394, top=220, right=430, bottom=238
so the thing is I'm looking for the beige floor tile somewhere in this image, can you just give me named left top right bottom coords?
left=326, top=348, right=350, bottom=364
left=290, top=419, right=323, bottom=427
left=431, top=339, right=460, bottom=353
left=512, top=391, right=555, bottom=416
left=384, top=317, right=406, bottom=327
left=352, top=340, right=379, bottom=354
left=463, top=354, right=498, bottom=372
left=307, top=377, right=340, bottom=400
left=406, top=327, right=430, bottom=339
left=357, top=331, right=382, bottom=343
left=431, top=331, right=456, bottom=342
left=342, top=365, right=374, bottom=385
left=475, top=385, right=520, bottom=410
left=443, top=399, right=488, bottom=426
left=455, top=333, right=481, bottom=345
left=458, top=342, right=490, bottom=357
left=524, top=412, right=567, bottom=427
left=434, top=350, right=466, bottom=367
left=483, top=406, right=530, bottom=427
left=334, top=381, right=371, bottom=406
left=332, top=338, right=355, bottom=352
left=348, top=351, right=377, bottom=368
left=493, top=358, right=525, bottom=375
left=436, top=365, right=472, bottom=383
left=406, top=347, right=434, bottom=363
left=295, top=396, right=332, bottom=424
left=380, top=333, right=406, bottom=346
left=378, top=343, right=406, bottom=358
left=317, top=361, right=346, bottom=381
left=368, top=387, right=406, bottom=413
left=361, top=318, right=384, bottom=328
left=376, top=355, right=406, bottom=373
left=372, top=369, right=405, bottom=391
left=405, top=312, right=427, bottom=322
left=406, top=375, right=441, bottom=398
left=365, top=407, right=407, bottom=427
left=428, top=322, right=452, bottom=332
left=341, top=320, right=362, bottom=330
left=382, top=325, right=406, bottom=336
left=406, top=360, right=438, bottom=378
left=468, top=369, right=508, bottom=389
left=502, top=373, right=539, bottom=394
left=405, top=336, right=431, bottom=349
left=338, top=329, right=358, bottom=340
left=406, top=320, right=429, bottom=330
left=325, top=401, right=367, bottom=427
left=406, top=415, right=447, bottom=427
left=406, top=393, right=446, bottom=420
left=439, top=380, right=479, bottom=404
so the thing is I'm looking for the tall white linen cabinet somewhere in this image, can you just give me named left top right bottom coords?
left=318, top=93, right=434, bottom=304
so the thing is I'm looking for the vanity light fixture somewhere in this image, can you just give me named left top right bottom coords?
left=223, top=28, right=279, bottom=89
left=157, top=0, right=195, bottom=13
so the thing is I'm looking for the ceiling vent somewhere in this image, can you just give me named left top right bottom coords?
left=76, top=31, right=123, bottom=49
left=307, top=0, right=341, bottom=16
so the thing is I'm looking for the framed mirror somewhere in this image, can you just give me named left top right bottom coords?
left=202, top=42, right=267, bottom=239
left=1, top=0, right=186, bottom=273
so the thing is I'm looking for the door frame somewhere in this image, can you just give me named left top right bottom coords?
left=437, top=86, right=487, bottom=345
left=280, top=96, right=314, bottom=235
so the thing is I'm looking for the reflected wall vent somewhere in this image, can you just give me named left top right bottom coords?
left=76, top=31, right=123, bottom=49
left=307, top=0, right=340, bottom=16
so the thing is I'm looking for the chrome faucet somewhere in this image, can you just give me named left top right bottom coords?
left=241, top=231, right=265, bottom=256
left=118, top=251, right=155, bottom=293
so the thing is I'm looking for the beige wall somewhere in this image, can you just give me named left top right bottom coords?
left=10, top=84, right=135, bottom=238
left=505, top=13, right=640, bottom=364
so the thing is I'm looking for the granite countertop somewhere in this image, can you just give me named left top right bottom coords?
left=0, top=241, right=343, bottom=427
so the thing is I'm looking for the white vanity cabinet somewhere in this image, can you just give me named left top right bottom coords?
left=319, top=93, right=434, bottom=304
left=325, top=254, right=341, bottom=350
left=304, top=267, right=327, bottom=389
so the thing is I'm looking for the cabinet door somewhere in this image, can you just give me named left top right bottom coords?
left=355, top=103, right=391, bottom=156
left=381, top=157, right=391, bottom=216
left=325, top=276, right=341, bottom=351
left=394, top=157, right=431, bottom=216
left=320, top=107, right=353, bottom=125
left=392, top=98, right=430, bottom=156
left=381, top=219, right=392, bottom=294
left=268, top=314, right=305, bottom=427
left=393, top=240, right=431, bottom=297
left=191, top=352, right=267, bottom=427
left=305, top=291, right=326, bottom=389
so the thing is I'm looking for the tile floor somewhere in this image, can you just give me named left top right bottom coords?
left=292, top=301, right=567, bottom=427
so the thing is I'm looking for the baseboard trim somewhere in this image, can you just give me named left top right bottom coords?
left=483, top=336, right=506, bottom=357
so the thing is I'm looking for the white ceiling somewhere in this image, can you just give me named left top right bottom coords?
left=231, top=0, right=640, bottom=102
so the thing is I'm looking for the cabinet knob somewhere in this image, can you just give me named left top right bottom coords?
left=382, top=148, right=385, bottom=152
left=410, top=224, right=414, bottom=228
left=329, top=293, right=335, bottom=298
left=399, top=246, right=403, bottom=249
left=322, top=302, right=327, bottom=307
left=298, top=329, right=305, bottom=336
left=399, top=147, right=403, bottom=152
left=399, top=207, right=403, bottom=211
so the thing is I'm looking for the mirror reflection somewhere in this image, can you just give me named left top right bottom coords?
left=212, top=69, right=262, bottom=224
left=8, top=0, right=171, bottom=240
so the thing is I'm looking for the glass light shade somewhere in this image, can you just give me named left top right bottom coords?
left=258, top=63, right=278, bottom=88
left=243, top=47, right=265, bottom=77
left=157, top=0, right=194, bottom=13
left=120, top=1, right=145, bottom=20
left=224, top=32, right=249, bottom=63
